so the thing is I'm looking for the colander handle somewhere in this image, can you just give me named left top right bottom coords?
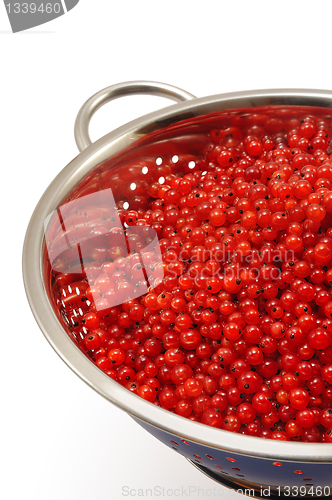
left=74, top=81, right=197, bottom=152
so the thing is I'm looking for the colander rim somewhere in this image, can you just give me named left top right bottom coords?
left=23, top=87, right=332, bottom=462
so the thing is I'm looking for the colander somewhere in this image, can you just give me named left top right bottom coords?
left=23, top=81, right=332, bottom=499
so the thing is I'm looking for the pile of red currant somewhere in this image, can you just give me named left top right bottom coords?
left=49, top=106, right=332, bottom=442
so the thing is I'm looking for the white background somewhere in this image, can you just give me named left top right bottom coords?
left=1, top=2, right=332, bottom=499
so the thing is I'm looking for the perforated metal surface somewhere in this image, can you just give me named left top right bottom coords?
left=136, top=418, right=332, bottom=495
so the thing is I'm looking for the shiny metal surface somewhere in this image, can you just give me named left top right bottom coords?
left=188, top=461, right=332, bottom=499
left=136, top=417, right=332, bottom=490
left=23, top=83, right=332, bottom=467
left=74, top=80, right=197, bottom=152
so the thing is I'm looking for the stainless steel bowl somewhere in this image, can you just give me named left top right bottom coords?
left=23, top=81, right=332, bottom=499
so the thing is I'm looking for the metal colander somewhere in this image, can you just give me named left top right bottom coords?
left=23, top=81, right=332, bottom=499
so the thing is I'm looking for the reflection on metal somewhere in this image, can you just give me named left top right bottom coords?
left=45, top=188, right=163, bottom=310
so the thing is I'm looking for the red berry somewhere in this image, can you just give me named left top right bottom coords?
left=201, top=408, right=223, bottom=428
left=289, top=388, right=309, bottom=410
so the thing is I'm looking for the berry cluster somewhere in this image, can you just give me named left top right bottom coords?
left=49, top=106, right=332, bottom=442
